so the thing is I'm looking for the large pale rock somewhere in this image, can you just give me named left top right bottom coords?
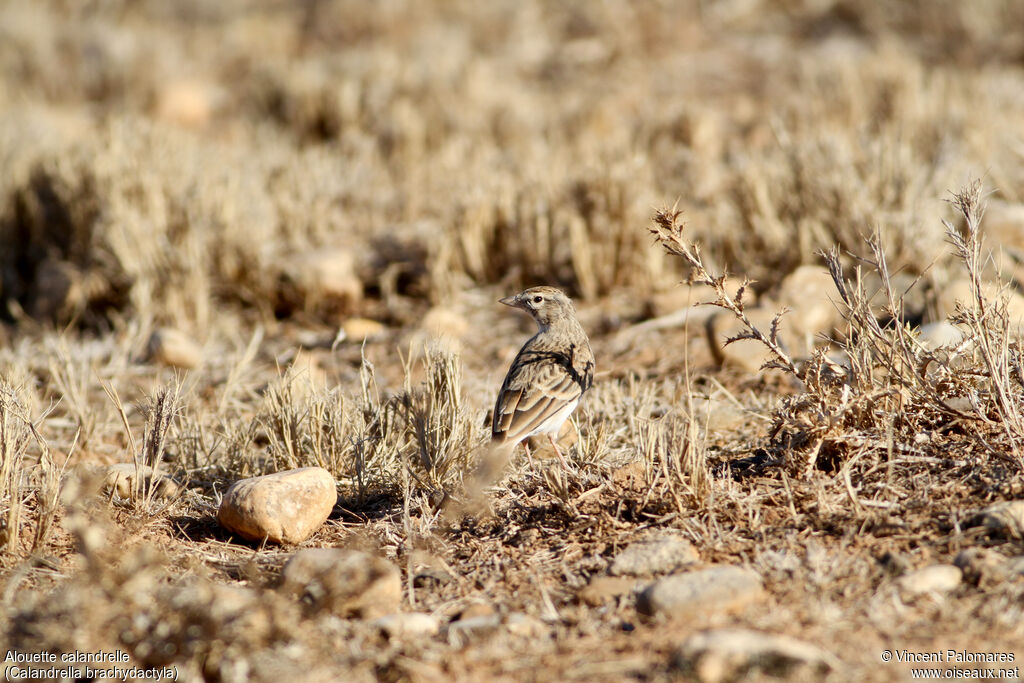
left=775, top=265, right=843, bottom=353
left=610, top=535, right=699, bottom=576
left=280, top=548, right=401, bottom=619
left=706, top=308, right=792, bottom=373
left=217, top=467, right=337, bottom=544
left=147, top=327, right=202, bottom=369
left=937, top=279, right=1024, bottom=333
left=637, top=566, right=765, bottom=617
left=104, top=463, right=180, bottom=499
left=917, top=321, right=965, bottom=350
left=897, top=564, right=962, bottom=596
left=675, top=629, right=837, bottom=682
left=983, top=200, right=1024, bottom=254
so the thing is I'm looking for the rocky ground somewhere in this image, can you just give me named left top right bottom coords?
left=2, top=1, right=1024, bottom=681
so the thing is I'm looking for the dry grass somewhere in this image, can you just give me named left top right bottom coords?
left=3, top=0, right=1024, bottom=680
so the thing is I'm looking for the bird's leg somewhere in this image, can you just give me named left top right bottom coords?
left=522, top=441, right=536, bottom=469
left=548, top=434, right=570, bottom=470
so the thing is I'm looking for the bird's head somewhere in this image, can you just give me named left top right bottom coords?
left=499, top=286, right=576, bottom=329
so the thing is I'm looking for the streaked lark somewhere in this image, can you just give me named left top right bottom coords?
left=491, top=286, right=594, bottom=468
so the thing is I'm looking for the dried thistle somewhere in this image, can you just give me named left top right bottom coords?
left=650, top=206, right=799, bottom=376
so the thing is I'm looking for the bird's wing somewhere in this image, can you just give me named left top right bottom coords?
left=492, top=360, right=582, bottom=444
left=572, top=341, right=595, bottom=392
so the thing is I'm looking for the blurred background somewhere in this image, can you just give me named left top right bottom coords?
left=2, top=0, right=1024, bottom=339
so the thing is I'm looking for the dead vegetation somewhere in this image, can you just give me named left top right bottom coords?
left=2, top=0, right=1024, bottom=680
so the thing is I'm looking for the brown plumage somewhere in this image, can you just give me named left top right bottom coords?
left=491, top=286, right=594, bottom=467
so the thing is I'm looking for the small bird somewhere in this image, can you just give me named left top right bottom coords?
left=491, top=286, right=594, bottom=468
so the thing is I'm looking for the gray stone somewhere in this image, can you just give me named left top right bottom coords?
left=706, top=309, right=782, bottom=373
left=280, top=548, right=401, bottom=619
left=637, top=566, right=764, bottom=617
left=610, top=535, right=699, bottom=576
left=776, top=265, right=843, bottom=353
left=579, top=576, right=643, bottom=606
left=917, top=321, right=965, bottom=351
left=675, top=628, right=838, bottom=683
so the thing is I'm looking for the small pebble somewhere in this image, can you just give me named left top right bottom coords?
left=280, top=548, right=400, bottom=619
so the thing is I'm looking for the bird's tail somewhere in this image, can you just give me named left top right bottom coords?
left=446, top=438, right=515, bottom=520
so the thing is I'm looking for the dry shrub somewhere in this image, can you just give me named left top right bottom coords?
left=637, top=412, right=709, bottom=511
left=652, top=180, right=1024, bottom=494
left=182, top=346, right=481, bottom=501
left=345, top=347, right=480, bottom=498
left=0, top=122, right=269, bottom=330
left=255, top=381, right=350, bottom=477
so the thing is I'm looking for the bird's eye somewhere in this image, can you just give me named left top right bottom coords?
left=532, top=296, right=543, bottom=304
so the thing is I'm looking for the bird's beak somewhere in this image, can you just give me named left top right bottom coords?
left=499, top=295, right=517, bottom=307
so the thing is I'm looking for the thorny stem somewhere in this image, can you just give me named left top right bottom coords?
left=650, top=207, right=800, bottom=376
